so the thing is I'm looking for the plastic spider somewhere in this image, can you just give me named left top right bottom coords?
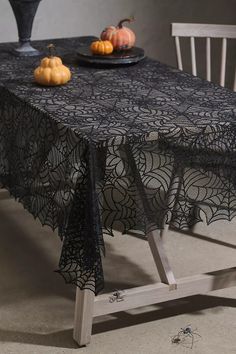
left=171, top=324, right=201, bottom=349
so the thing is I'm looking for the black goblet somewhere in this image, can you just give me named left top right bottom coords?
left=9, top=0, right=42, bottom=56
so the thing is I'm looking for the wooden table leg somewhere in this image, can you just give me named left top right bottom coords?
left=73, top=287, right=95, bottom=346
left=147, top=229, right=177, bottom=290
left=121, top=144, right=177, bottom=289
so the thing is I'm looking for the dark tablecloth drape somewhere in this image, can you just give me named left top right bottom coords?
left=0, top=37, right=236, bottom=293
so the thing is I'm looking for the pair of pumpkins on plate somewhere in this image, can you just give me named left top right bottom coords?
left=91, top=17, right=136, bottom=55
left=34, top=18, right=136, bottom=86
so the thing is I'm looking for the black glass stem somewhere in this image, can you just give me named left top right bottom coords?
left=9, top=0, right=41, bottom=56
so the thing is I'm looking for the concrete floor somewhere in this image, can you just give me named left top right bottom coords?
left=0, top=188, right=236, bottom=354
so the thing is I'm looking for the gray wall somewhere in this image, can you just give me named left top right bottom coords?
left=0, top=0, right=235, bottom=85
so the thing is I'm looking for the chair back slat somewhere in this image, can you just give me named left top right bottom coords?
left=171, top=23, right=236, bottom=91
left=174, top=36, right=183, bottom=70
left=206, top=37, right=211, bottom=81
left=220, top=38, right=227, bottom=87
left=190, top=37, right=197, bottom=76
left=172, top=23, right=236, bottom=39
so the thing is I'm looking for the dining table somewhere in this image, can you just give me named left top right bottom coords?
left=0, top=36, right=236, bottom=346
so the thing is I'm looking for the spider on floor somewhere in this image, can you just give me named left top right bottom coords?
left=171, top=324, right=201, bottom=349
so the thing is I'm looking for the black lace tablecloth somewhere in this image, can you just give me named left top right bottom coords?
left=0, top=37, right=236, bottom=293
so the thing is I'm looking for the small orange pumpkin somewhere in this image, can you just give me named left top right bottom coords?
left=101, top=17, right=136, bottom=51
left=34, top=44, right=71, bottom=86
left=90, top=40, right=113, bottom=55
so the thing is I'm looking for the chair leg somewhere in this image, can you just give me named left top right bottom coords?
left=73, top=287, right=95, bottom=346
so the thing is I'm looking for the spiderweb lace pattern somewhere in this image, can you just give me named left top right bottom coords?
left=0, top=37, right=236, bottom=293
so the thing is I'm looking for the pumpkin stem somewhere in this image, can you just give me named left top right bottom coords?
left=117, top=17, right=135, bottom=28
left=47, top=43, right=56, bottom=57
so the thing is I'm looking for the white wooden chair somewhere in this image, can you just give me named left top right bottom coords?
left=171, top=23, right=236, bottom=91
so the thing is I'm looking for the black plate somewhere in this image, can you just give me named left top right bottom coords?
left=77, top=46, right=145, bottom=66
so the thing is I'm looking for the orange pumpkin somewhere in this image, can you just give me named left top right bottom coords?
left=34, top=44, right=71, bottom=86
left=90, top=40, right=113, bottom=55
left=101, top=17, right=136, bottom=51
